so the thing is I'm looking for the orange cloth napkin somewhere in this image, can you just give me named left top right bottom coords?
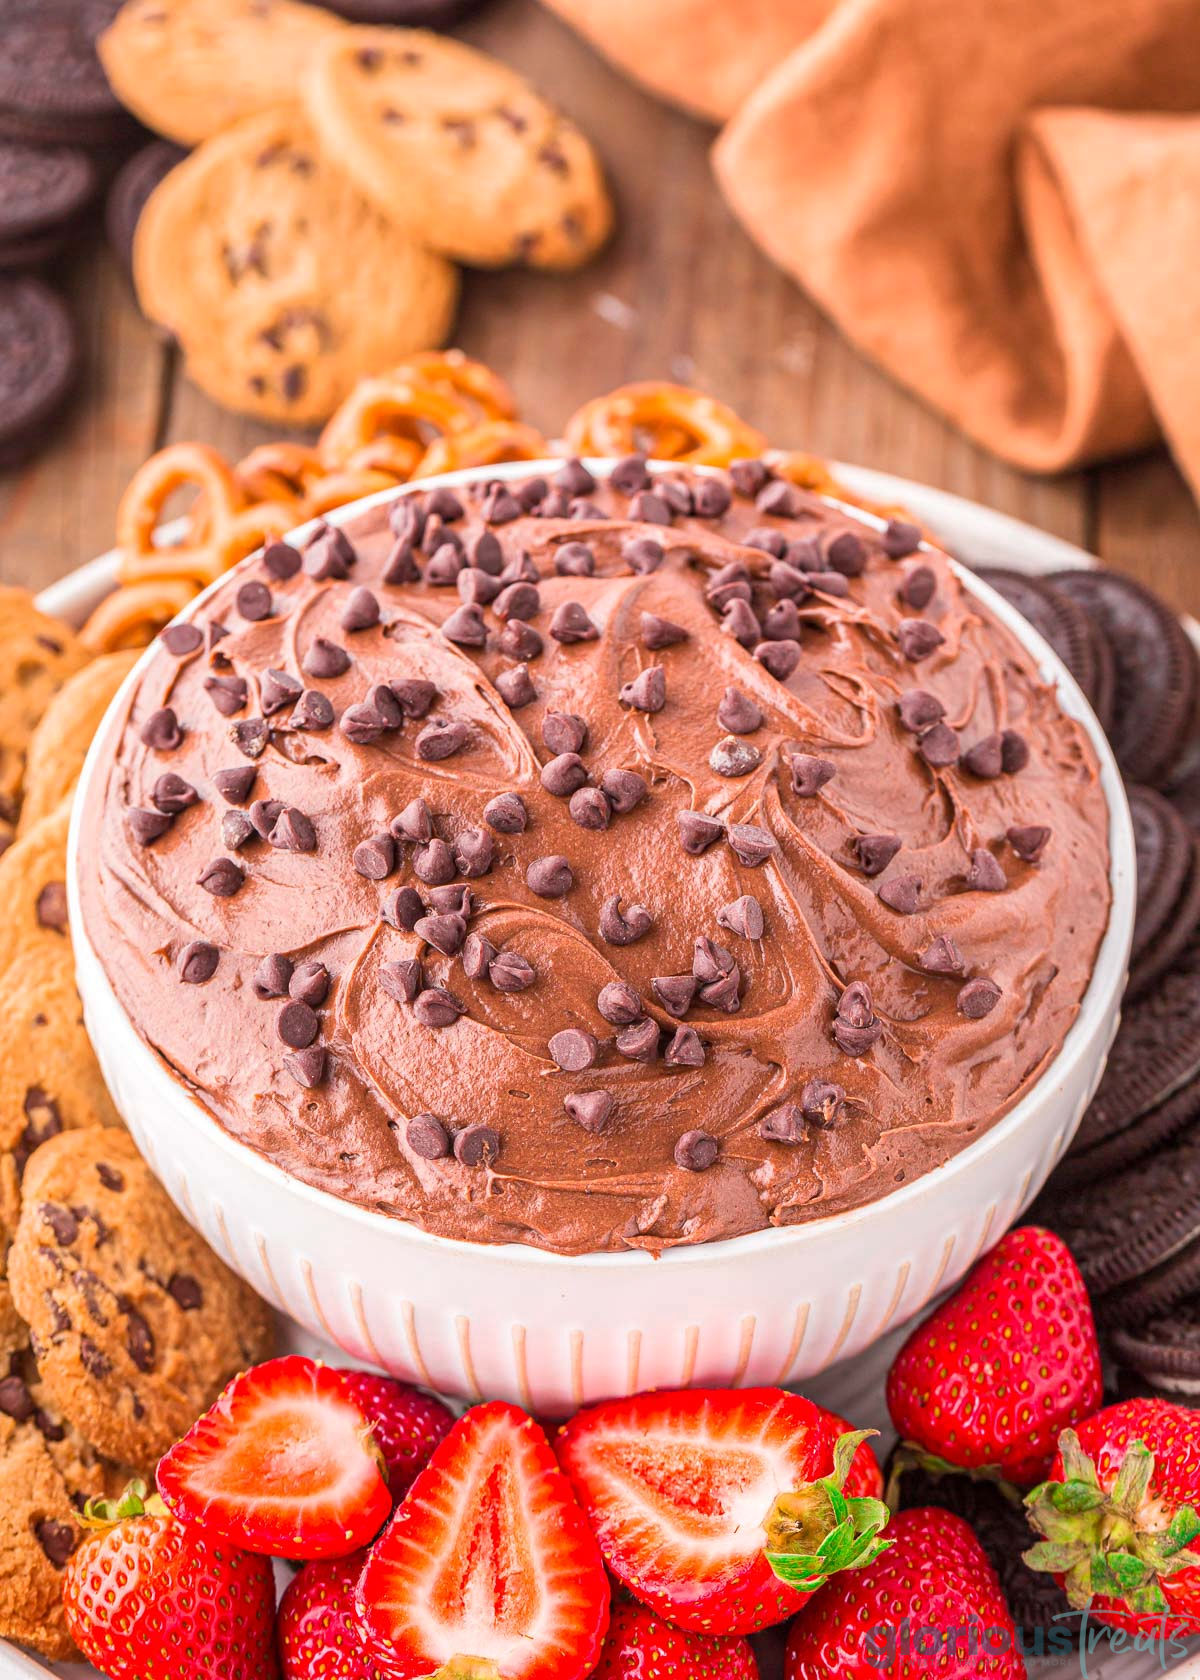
left=543, top=0, right=1200, bottom=496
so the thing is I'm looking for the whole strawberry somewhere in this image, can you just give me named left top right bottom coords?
left=1025, top=1398, right=1200, bottom=1636
left=592, top=1599, right=757, bottom=1679
left=278, top=1551, right=390, bottom=1679
left=62, top=1481, right=278, bottom=1680
left=336, top=1371, right=454, bottom=1499
left=886, top=1225, right=1101, bottom=1487
left=785, top=1507, right=1024, bottom=1677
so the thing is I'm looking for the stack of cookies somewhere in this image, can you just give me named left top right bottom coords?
left=0, top=594, right=275, bottom=1661
left=97, top=0, right=613, bottom=425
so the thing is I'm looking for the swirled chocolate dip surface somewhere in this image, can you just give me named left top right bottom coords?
left=77, top=460, right=1111, bottom=1254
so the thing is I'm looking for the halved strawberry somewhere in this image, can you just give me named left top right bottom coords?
left=555, top=1388, right=887, bottom=1637
left=157, top=1355, right=392, bottom=1559
left=357, top=1401, right=610, bottom=1680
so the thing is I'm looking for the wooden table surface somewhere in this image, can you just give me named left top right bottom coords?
left=1, top=0, right=1197, bottom=616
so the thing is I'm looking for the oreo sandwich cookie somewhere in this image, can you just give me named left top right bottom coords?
left=1167, top=752, right=1200, bottom=836
left=1129, top=835, right=1200, bottom=1002
left=1056, top=1070, right=1200, bottom=1189
left=0, top=140, right=97, bottom=271
left=0, top=0, right=134, bottom=148
left=887, top=1457, right=1076, bottom=1638
left=1111, top=1357, right=1199, bottom=1409
left=1051, top=568, right=1199, bottom=788
left=1127, top=784, right=1195, bottom=967
left=975, top=567, right=1105, bottom=717
left=1111, top=1296, right=1200, bottom=1400
left=0, top=277, right=79, bottom=469
left=105, top=140, right=187, bottom=278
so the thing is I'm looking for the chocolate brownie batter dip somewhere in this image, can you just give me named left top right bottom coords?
left=77, top=459, right=1111, bottom=1254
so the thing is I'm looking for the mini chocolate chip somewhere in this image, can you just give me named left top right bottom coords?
left=899, top=564, right=937, bottom=610
left=291, top=689, right=335, bottom=731
left=711, top=558, right=751, bottom=589
left=30, top=880, right=66, bottom=936
left=640, top=612, right=688, bottom=651
left=789, top=753, right=836, bottom=797
left=565, top=1091, right=614, bottom=1133
left=179, top=940, right=219, bottom=983
left=340, top=586, right=380, bottom=632
left=126, top=1308, right=155, bottom=1372
left=414, top=912, right=467, bottom=956
left=381, top=958, right=423, bottom=1004
left=303, top=637, right=351, bottom=679
left=482, top=488, right=520, bottom=525
left=717, top=688, right=762, bottom=735
left=760, top=1103, right=805, bottom=1144
left=611, top=453, right=650, bottom=494
left=710, top=736, right=761, bottom=778
left=249, top=798, right=284, bottom=839
left=526, top=855, right=573, bottom=897
left=542, top=752, right=589, bottom=797
left=162, top=622, right=203, bottom=656
left=692, top=936, right=735, bottom=983
left=260, top=668, right=303, bottom=716
left=966, top=848, right=1006, bottom=892
left=501, top=551, right=539, bottom=586
left=254, top=953, right=294, bottom=997
left=678, top=810, right=723, bottom=853
left=207, top=621, right=230, bottom=651
left=407, top=1113, right=451, bottom=1159
left=674, top=1129, right=718, bottom=1171
left=413, top=838, right=456, bottom=885
left=484, top=792, right=527, bottom=834
left=277, top=1000, right=318, bottom=1048
left=555, top=458, right=596, bottom=497
left=660, top=1025, right=703, bottom=1068
left=728, top=824, right=778, bottom=868
left=834, top=1016, right=882, bottom=1055
left=416, top=719, right=470, bottom=760
left=488, top=950, right=536, bottom=993
left=499, top=619, right=543, bottom=661
left=597, top=980, right=642, bottom=1025
left=600, top=769, right=647, bottom=813
left=958, top=977, right=1002, bottom=1018
left=458, top=567, right=502, bottom=607
left=917, top=723, right=960, bottom=767
left=549, top=601, right=599, bottom=643
left=803, top=1079, right=846, bottom=1125
left=623, top=536, right=664, bottom=575
left=852, top=833, right=902, bottom=877
left=263, top=540, right=302, bottom=579
left=494, top=581, right=541, bottom=622
left=898, top=690, right=945, bottom=732
left=652, top=973, right=696, bottom=1017
left=236, top=580, right=273, bottom=621
left=392, top=679, right=437, bottom=719
left=427, top=487, right=464, bottom=522
left=657, top=477, right=694, bottom=516
left=879, top=872, right=923, bottom=914
left=213, top=765, right=257, bottom=804
left=570, top=787, right=610, bottom=830
left=461, top=932, right=497, bottom=981
left=454, top=1122, right=500, bottom=1165
left=721, top=598, right=761, bottom=650
left=770, top=561, right=811, bottom=601
left=629, top=490, right=672, bottom=525
left=813, top=570, right=854, bottom=599
left=615, top=1017, right=659, bottom=1062
left=198, top=856, right=244, bottom=897
left=0, top=1374, right=34, bottom=1421
left=391, top=796, right=433, bottom=844
left=35, top=1519, right=76, bottom=1569
left=897, top=619, right=945, bottom=661
left=756, top=640, right=803, bottom=682
left=555, top=540, right=595, bottom=577
left=426, top=543, right=464, bottom=587
left=231, top=717, right=270, bottom=758
left=825, top=531, right=867, bottom=577
left=962, top=733, right=1003, bottom=778
left=164, top=1273, right=202, bottom=1311
left=353, top=833, right=396, bottom=880
left=222, top=810, right=255, bottom=850
left=340, top=702, right=387, bottom=745
left=303, top=524, right=356, bottom=580
left=152, top=772, right=198, bottom=816
left=1001, top=730, right=1029, bottom=773
left=383, top=887, right=425, bottom=933
left=728, top=459, right=769, bottom=498
left=599, top=896, right=652, bottom=945
left=745, top=527, right=788, bottom=558
left=284, top=1046, right=327, bottom=1088
left=718, top=895, right=764, bottom=940
left=41, top=1203, right=78, bottom=1244
left=753, top=479, right=795, bottom=519
left=141, top=707, right=183, bottom=750
left=1008, top=823, right=1050, bottom=861
left=454, top=827, right=494, bottom=877
left=699, top=969, right=741, bottom=1011
left=269, top=808, right=317, bottom=852
left=290, top=961, right=329, bottom=1008
left=883, top=518, right=922, bottom=559
left=543, top=711, right=587, bottom=755
left=548, top=1027, right=598, bottom=1072
left=919, top=935, right=965, bottom=975
left=443, top=603, right=488, bottom=648
left=694, top=476, right=732, bottom=517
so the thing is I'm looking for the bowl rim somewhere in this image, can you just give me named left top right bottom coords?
left=66, top=456, right=1137, bottom=1272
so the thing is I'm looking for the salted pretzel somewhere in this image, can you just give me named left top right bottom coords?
left=233, top=442, right=325, bottom=505
left=342, top=437, right=426, bottom=481
left=563, top=382, right=768, bottom=467
left=80, top=579, right=197, bottom=653
left=400, top=351, right=517, bottom=423
left=317, top=376, right=479, bottom=471
left=116, top=443, right=247, bottom=586
left=417, top=421, right=550, bottom=478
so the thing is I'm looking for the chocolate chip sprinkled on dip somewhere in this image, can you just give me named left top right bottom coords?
left=78, top=463, right=1109, bottom=1255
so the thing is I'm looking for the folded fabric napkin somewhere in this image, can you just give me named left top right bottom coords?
left=543, top=0, right=1200, bottom=497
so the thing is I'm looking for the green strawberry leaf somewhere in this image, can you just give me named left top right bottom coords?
left=1111, top=1441, right=1155, bottom=1520
left=765, top=1432, right=891, bottom=1591
left=1057, top=1431, right=1101, bottom=1489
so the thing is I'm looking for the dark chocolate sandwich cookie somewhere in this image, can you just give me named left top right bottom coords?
left=1128, top=835, right=1200, bottom=1002
left=1051, top=568, right=1198, bottom=788
left=1056, top=1071, right=1200, bottom=1189
left=1127, top=784, right=1194, bottom=966
left=0, top=277, right=78, bottom=469
left=1168, top=753, right=1200, bottom=835
left=105, top=140, right=187, bottom=277
left=0, top=141, right=97, bottom=269
left=975, top=567, right=1101, bottom=712
left=1111, top=1296, right=1200, bottom=1397
left=0, top=0, right=132, bottom=147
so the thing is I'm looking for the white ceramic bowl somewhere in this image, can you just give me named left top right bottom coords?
left=64, top=461, right=1136, bottom=1414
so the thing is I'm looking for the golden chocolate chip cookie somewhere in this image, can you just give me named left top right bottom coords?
left=305, top=26, right=613, bottom=269
left=0, top=588, right=90, bottom=850
left=10, top=1130, right=276, bottom=1469
left=0, top=804, right=121, bottom=1240
left=19, top=649, right=140, bottom=837
left=134, top=106, right=459, bottom=423
left=99, top=0, right=345, bottom=146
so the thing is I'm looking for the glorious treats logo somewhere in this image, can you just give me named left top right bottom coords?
left=857, top=1613, right=1198, bottom=1673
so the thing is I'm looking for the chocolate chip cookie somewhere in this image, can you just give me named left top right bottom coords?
left=10, top=1129, right=275, bottom=1468
left=134, top=106, right=458, bottom=423
left=99, top=0, right=345, bottom=146
left=305, top=25, right=613, bottom=269
left=19, top=649, right=140, bottom=837
left=0, top=587, right=90, bottom=844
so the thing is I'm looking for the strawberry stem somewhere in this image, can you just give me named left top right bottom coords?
left=764, top=1429, right=892, bottom=1592
left=1024, top=1431, right=1200, bottom=1614
left=421, top=1661, right=503, bottom=1680
left=80, top=1479, right=169, bottom=1530
left=884, top=1442, right=1024, bottom=1512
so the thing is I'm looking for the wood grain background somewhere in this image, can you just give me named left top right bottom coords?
left=2, top=0, right=1196, bottom=614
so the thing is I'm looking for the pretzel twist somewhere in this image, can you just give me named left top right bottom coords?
left=563, top=382, right=767, bottom=467
left=417, top=421, right=550, bottom=478
left=80, top=579, right=197, bottom=652
left=116, top=443, right=247, bottom=586
left=317, top=377, right=479, bottom=471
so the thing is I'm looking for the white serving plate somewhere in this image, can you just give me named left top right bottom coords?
left=9, top=463, right=1191, bottom=1680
